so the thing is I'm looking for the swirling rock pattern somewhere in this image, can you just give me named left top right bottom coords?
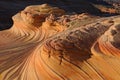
left=0, top=4, right=120, bottom=80
left=20, top=4, right=65, bottom=27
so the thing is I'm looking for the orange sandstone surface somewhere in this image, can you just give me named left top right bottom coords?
left=0, top=4, right=120, bottom=80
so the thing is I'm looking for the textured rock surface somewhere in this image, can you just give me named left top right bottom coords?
left=20, top=4, right=65, bottom=27
left=0, top=0, right=100, bottom=30
left=0, top=4, right=120, bottom=80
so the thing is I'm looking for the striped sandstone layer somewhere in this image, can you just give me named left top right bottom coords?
left=0, top=4, right=120, bottom=80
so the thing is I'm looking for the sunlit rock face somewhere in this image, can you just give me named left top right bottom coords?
left=18, top=4, right=65, bottom=27
left=0, top=4, right=120, bottom=80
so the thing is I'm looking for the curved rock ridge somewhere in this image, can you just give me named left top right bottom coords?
left=0, top=4, right=120, bottom=80
left=20, top=4, right=65, bottom=27
left=91, top=18, right=120, bottom=56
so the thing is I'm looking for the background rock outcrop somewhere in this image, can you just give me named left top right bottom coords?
left=1, top=0, right=120, bottom=30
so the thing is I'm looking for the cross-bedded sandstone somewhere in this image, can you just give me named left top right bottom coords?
left=0, top=4, right=120, bottom=80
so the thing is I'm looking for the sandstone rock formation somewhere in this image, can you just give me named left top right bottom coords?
left=1, top=0, right=120, bottom=30
left=0, top=4, right=120, bottom=80
left=20, top=4, right=65, bottom=27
